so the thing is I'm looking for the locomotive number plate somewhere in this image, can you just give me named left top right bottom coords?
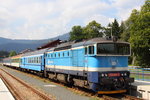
left=108, top=73, right=120, bottom=77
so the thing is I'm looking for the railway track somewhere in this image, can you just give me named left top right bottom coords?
left=0, top=68, right=53, bottom=100
left=102, top=94, right=144, bottom=100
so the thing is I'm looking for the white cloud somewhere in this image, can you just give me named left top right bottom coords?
left=111, top=0, right=145, bottom=21
left=0, top=0, right=146, bottom=39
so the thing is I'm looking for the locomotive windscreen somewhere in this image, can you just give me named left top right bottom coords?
left=97, top=43, right=130, bottom=55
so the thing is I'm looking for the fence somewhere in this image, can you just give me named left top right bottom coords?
left=129, top=67, right=150, bottom=81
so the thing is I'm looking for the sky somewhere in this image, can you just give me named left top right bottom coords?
left=0, top=0, right=146, bottom=40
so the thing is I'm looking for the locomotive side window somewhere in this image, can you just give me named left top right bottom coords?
left=68, top=52, right=69, bottom=56
left=89, top=46, right=94, bottom=54
left=85, top=47, right=87, bottom=55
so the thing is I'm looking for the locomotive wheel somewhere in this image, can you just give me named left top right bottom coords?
left=67, top=75, right=74, bottom=86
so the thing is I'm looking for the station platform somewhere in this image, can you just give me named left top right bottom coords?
left=0, top=78, right=15, bottom=100
left=130, top=80, right=150, bottom=100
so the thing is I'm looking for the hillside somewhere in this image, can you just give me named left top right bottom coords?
left=0, top=33, right=70, bottom=52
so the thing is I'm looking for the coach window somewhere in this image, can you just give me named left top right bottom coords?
left=34, top=57, right=36, bottom=63
left=36, top=57, right=38, bottom=63
left=33, top=57, right=35, bottom=63
left=38, top=57, right=40, bottom=63
left=37, top=57, right=39, bottom=63
left=36, top=57, right=37, bottom=63
left=39, top=57, right=41, bottom=63
left=28, top=58, right=29, bottom=63
left=32, top=58, right=33, bottom=63
left=28, top=58, right=30, bottom=63
left=34, top=57, right=35, bottom=63
left=89, top=46, right=94, bottom=54
left=30, top=58, right=31, bottom=63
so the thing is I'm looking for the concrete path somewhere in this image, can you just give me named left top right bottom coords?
left=0, top=79, right=15, bottom=100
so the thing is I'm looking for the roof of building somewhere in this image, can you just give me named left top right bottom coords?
left=37, top=39, right=61, bottom=50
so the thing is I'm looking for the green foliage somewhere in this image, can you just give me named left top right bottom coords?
left=0, top=51, right=9, bottom=57
left=0, top=51, right=9, bottom=61
left=120, top=21, right=130, bottom=42
left=103, top=23, right=111, bottom=36
left=69, top=20, right=104, bottom=41
left=9, top=51, right=17, bottom=57
left=112, top=19, right=120, bottom=37
left=69, top=26, right=83, bottom=41
left=83, top=20, right=104, bottom=39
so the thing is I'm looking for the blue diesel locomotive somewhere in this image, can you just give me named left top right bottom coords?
left=2, top=37, right=134, bottom=94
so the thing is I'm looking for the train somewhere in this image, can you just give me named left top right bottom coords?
left=2, top=37, right=134, bottom=94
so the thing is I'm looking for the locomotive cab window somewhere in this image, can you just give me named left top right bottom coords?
left=88, top=46, right=94, bottom=54
left=97, top=43, right=130, bottom=55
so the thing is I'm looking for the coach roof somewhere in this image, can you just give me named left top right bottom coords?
left=22, top=48, right=48, bottom=57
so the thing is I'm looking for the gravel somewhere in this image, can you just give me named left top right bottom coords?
left=0, top=66, right=91, bottom=100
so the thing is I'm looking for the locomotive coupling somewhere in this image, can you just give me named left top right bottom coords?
left=101, top=78, right=113, bottom=85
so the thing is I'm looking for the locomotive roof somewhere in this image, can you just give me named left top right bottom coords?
left=48, top=37, right=129, bottom=51
left=22, top=48, right=48, bottom=57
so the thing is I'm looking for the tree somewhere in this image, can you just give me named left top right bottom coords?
left=69, top=20, right=104, bottom=41
left=83, top=20, right=104, bottom=39
left=120, top=21, right=130, bottom=42
left=104, top=23, right=112, bottom=36
left=112, top=19, right=120, bottom=37
left=0, top=51, right=9, bottom=61
left=0, top=51, right=9, bottom=57
left=104, top=19, right=121, bottom=38
left=128, top=0, right=150, bottom=67
left=9, top=51, right=17, bottom=57
left=69, top=26, right=83, bottom=41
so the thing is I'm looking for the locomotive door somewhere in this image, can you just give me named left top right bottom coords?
left=72, top=50, right=78, bottom=67
left=84, top=47, right=88, bottom=72
left=72, top=49, right=84, bottom=71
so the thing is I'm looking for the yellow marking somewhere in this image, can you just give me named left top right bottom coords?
left=98, top=89, right=126, bottom=94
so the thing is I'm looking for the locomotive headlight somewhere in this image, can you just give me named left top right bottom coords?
left=101, top=74, right=104, bottom=77
left=121, top=73, right=124, bottom=76
left=124, top=73, right=127, bottom=76
left=105, top=74, right=108, bottom=77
